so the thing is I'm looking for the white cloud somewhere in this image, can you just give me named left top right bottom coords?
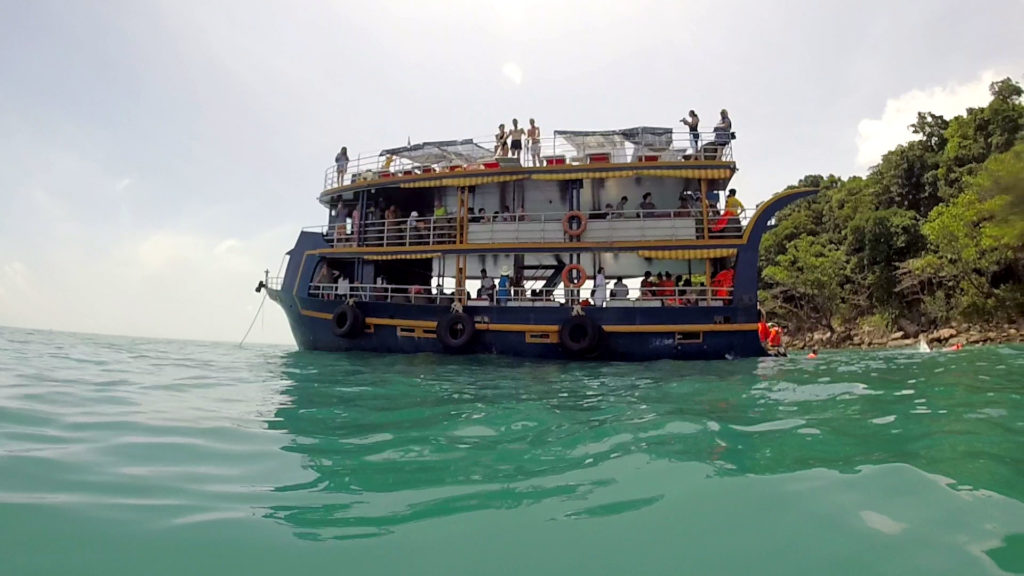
left=115, top=177, right=133, bottom=192
left=855, top=70, right=1002, bottom=169
left=501, top=61, right=523, bottom=85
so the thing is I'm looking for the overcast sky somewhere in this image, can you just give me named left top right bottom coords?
left=1, top=0, right=1022, bottom=345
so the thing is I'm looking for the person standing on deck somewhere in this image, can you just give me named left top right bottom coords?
left=611, top=277, right=628, bottom=299
left=334, top=147, right=349, bottom=185
left=497, top=265, right=511, bottom=305
left=714, top=109, right=732, bottom=145
left=640, top=271, right=654, bottom=299
left=508, top=119, right=526, bottom=161
left=527, top=118, right=542, bottom=166
left=480, top=268, right=495, bottom=302
left=593, top=267, right=607, bottom=308
left=495, top=124, right=509, bottom=157
left=679, top=110, right=700, bottom=155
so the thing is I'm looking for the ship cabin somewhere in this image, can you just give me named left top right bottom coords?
left=267, top=125, right=815, bottom=359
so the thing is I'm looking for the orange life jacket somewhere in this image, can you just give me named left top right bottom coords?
left=711, top=269, right=734, bottom=298
left=758, top=322, right=769, bottom=342
left=711, top=210, right=738, bottom=232
left=768, top=327, right=782, bottom=347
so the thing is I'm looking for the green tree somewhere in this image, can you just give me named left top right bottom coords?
left=762, top=236, right=849, bottom=333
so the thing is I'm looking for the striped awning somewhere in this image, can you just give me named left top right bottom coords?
left=364, top=252, right=441, bottom=261
left=400, top=174, right=527, bottom=188
left=636, top=168, right=733, bottom=179
left=637, top=248, right=737, bottom=260
left=397, top=167, right=735, bottom=187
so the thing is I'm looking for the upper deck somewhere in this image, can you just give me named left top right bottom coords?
left=320, top=127, right=735, bottom=201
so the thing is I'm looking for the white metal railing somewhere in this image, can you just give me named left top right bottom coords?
left=468, top=208, right=748, bottom=243
left=323, top=129, right=734, bottom=190
left=307, top=281, right=734, bottom=307
left=360, top=215, right=458, bottom=247
left=302, top=207, right=749, bottom=248
left=267, top=276, right=283, bottom=290
left=506, top=282, right=735, bottom=307
left=309, top=283, right=468, bottom=304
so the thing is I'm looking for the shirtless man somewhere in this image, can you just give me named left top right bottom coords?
left=508, top=118, right=526, bottom=161
left=527, top=118, right=541, bottom=166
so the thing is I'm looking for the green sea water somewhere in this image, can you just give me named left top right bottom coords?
left=1, top=326, right=1022, bottom=575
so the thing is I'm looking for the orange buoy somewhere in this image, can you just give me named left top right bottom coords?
left=561, top=264, right=587, bottom=288
left=562, top=211, right=587, bottom=237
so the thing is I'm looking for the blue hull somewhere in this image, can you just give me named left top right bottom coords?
left=271, top=295, right=766, bottom=362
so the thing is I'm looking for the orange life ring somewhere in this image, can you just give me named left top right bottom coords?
left=562, top=211, right=587, bottom=237
left=561, top=264, right=587, bottom=288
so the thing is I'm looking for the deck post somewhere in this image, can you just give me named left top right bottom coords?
left=700, top=179, right=710, bottom=241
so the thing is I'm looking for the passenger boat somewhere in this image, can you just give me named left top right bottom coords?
left=261, top=126, right=816, bottom=361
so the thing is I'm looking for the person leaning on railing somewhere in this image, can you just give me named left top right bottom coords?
left=611, top=277, right=628, bottom=299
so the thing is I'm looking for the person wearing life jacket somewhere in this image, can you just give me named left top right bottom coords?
left=943, top=342, right=963, bottom=352
left=639, top=271, right=654, bottom=299
left=711, top=188, right=745, bottom=234
left=657, top=273, right=675, bottom=301
left=758, top=319, right=770, bottom=343
left=710, top=268, right=735, bottom=302
left=767, top=323, right=783, bottom=348
left=807, top=347, right=818, bottom=359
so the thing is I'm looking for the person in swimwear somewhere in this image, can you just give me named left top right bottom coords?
left=944, top=342, right=964, bottom=351
left=508, top=118, right=526, bottom=161
left=494, top=124, right=509, bottom=157
left=527, top=118, right=541, bottom=166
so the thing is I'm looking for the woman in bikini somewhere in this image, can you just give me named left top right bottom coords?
left=494, top=124, right=509, bottom=157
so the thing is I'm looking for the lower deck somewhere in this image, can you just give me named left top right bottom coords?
left=270, top=295, right=766, bottom=362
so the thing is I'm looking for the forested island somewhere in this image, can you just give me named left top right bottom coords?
left=761, top=77, right=1024, bottom=349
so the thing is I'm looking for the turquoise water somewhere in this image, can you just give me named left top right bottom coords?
left=1, top=327, right=1022, bottom=575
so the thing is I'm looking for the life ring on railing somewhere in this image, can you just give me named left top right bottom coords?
left=559, top=316, right=602, bottom=356
left=331, top=304, right=364, bottom=338
left=437, top=312, right=476, bottom=351
left=561, top=264, right=587, bottom=289
left=562, top=211, right=587, bottom=237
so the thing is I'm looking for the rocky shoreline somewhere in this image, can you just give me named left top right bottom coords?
left=786, top=322, right=1024, bottom=350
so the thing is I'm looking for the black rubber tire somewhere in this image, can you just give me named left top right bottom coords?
left=437, top=312, right=476, bottom=351
left=559, top=316, right=601, bottom=356
left=331, top=304, right=364, bottom=338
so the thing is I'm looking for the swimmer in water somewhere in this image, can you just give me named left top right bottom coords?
left=943, top=342, right=964, bottom=352
left=807, top=347, right=818, bottom=359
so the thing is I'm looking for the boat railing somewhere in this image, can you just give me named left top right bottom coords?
left=304, top=207, right=749, bottom=248
left=266, top=276, right=284, bottom=290
left=467, top=208, right=749, bottom=243
left=308, top=281, right=734, bottom=307
left=323, top=129, right=734, bottom=190
left=504, top=282, right=734, bottom=308
left=360, top=215, right=459, bottom=247
left=309, top=282, right=467, bottom=305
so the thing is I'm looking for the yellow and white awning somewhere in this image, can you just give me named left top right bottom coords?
left=364, top=252, right=442, bottom=261
left=637, top=248, right=737, bottom=260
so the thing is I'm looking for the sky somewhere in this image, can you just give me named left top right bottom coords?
left=1, top=0, right=1022, bottom=345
